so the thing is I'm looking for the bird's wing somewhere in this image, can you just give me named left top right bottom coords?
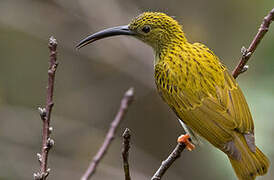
left=219, top=70, right=254, bottom=133
left=155, top=62, right=254, bottom=148
left=193, top=42, right=254, bottom=133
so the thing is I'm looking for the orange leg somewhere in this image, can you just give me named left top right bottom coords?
left=177, top=134, right=195, bottom=151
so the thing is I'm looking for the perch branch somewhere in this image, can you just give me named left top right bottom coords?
left=232, top=8, right=274, bottom=78
left=34, top=36, right=58, bottom=180
left=151, top=8, right=274, bottom=180
left=81, top=88, right=134, bottom=180
left=122, top=128, right=131, bottom=180
left=151, top=143, right=186, bottom=180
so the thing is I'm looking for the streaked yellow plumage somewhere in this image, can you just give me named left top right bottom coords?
left=129, top=12, right=269, bottom=180
left=77, top=12, right=269, bottom=180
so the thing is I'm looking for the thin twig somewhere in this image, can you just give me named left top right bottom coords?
left=232, top=8, right=274, bottom=78
left=81, top=88, right=134, bottom=180
left=34, top=36, right=58, bottom=180
left=151, top=143, right=186, bottom=180
left=122, top=128, right=131, bottom=180
left=151, top=8, right=274, bottom=180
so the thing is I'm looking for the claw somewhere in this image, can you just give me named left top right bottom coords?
left=177, top=134, right=195, bottom=151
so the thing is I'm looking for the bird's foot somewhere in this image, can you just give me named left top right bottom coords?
left=177, top=134, right=195, bottom=151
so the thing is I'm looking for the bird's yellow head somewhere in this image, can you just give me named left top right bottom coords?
left=76, top=12, right=187, bottom=51
left=128, top=12, right=186, bottom=49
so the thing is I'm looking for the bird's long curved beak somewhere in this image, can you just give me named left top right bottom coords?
left=76, top=25, right=135, bottom=49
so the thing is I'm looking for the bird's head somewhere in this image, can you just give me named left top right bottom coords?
left=76, top=12, right=187, bottom=52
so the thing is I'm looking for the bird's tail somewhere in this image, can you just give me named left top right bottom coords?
left=228, top=134, right=269, bottom=180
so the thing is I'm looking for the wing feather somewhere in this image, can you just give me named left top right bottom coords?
left=155, top=62, right=254, bottom=149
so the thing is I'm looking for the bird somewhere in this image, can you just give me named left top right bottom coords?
left=76, top=12, right=269, bottom=180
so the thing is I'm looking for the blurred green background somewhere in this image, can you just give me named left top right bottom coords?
left=0, top=0, right=273, bottom=179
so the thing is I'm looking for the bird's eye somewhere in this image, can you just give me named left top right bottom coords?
left=142, top=25, right=151, bottom=33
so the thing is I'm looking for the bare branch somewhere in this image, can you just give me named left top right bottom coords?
left=34, top=36, right=58, bottom=180
left=122, top=128, right=131, bottom=180
left=151, top=143, right=186, bottom=180
left=81, top=88, right=134, bottom=180
left=232, top=8, right=274, bottom=78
